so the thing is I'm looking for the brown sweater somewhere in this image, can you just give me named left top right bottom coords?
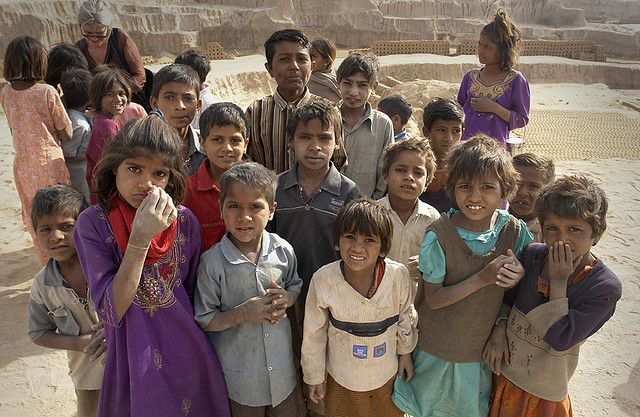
left=415, top=215, right=519, bottom=362
left=76, top=28, right=145, bottom=92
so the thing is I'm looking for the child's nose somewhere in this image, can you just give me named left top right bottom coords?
left=51, top=228, right=65, bottom=241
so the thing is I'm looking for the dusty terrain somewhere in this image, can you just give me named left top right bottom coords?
left=0, top=51, right=639, bottom=416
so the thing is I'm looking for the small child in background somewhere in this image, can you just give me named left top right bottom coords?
left=377, top=95, right=413, bottom=142
left=27, top=184, right=105, bottom=417
left=270, top=101, right=360, bottom=416
left=174, top=49, right=218, bottom=134
left=308, top=37, right=340, bottom=103
left=337, top=52, right=393, bottom=198
left=393, top=135, right=532, bottom=417
left=509, top=153, right=555, bottom=242
left=458, top=9, right=530, bottom=146
left=60, top=68, right=94, bottom=201
left=484, top=175, right=622, bottom=417
left=195, top=162, right=303, bottom=416
left=85, top=67, right=131, bottom=200
left=0, top=36, right=72, bottom=264
left=150, top=63, right=205, bottom=175
left=302, top=199, right=416, bottom=417
left=183, top=102, right=248, bottom=251
left=419, top=97, right=464, bottom=214
left=377, top=138, right=439, bottom=283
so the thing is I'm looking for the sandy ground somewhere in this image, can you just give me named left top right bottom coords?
left=0, top=55, right=639, bottom=416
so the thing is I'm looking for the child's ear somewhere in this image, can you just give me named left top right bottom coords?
left=149, top=96, right=158, bottom=110
left=421, top=126, right=430, bottom=138
left=264, top=62, right=273, bottom=77
left=197, top=98, right=202, bottom=112
left=371, top=80, right=379, bottom=92
left=268, top=201, right=277, bottom=220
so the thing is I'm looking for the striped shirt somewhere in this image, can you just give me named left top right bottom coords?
left=247, top=88, right=337, bottom=174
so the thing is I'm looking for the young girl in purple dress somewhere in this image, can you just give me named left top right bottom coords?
left=457, top=9, right=530, bottom=146
left=74, top=115, right=231, bottom=417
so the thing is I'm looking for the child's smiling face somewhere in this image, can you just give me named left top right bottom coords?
left=339, top=231, right=384, bottom=276
left=454, top=170, right=503, bottom=231
left=101, top=82, right=127, bottom=117
left=201, top=124, right=246, bottom=178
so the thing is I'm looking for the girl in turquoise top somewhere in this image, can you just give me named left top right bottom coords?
left=392, top=134, right=533, bottom=417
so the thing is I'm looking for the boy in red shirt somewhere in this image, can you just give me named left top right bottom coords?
left=183, top=102, right=248, bottom=251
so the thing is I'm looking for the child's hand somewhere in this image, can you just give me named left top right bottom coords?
left=548, top=241, right=582, bottom=283
left=308, top=382, right=325, bottom=404
left=130, top=186, right=178, bottom=246
left=482, top=320, right=509, bottom=375
left=397, top=353, right=414, bottom=381
left=265, top=281, right=292, bottom=324
left=495, top=249, right=524, bottom=289
left=239, top=294, right=281, bottom=325
left=478, top=255, right=511, bottom=286
left=470, top=97, right=496, bottom=113
left=407, top=255, right=421, bottom=282
left=79, top=322, right=107, bottom=362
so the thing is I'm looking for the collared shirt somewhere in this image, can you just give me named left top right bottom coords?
left=377, top=196, right=440, bottom=269
left=194, top=231, right=303, bottom=407
left=270, top=162, right=361, bottom=303
left=341, top=102, right=393, bottom=199
left=27, top=259, right=104, bottom=390
left=184, top=125, right=206, bottom=176
left=301, top=259, right=417, bottom=391
left=183, top=158, right=225, bottom=251
left=394, top=130, right=410, bottom=142
left=247, top=87, right=330, bottom=174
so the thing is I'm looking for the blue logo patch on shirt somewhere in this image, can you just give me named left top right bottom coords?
left=373, top=342, right=387, bottom=358
left=353, top=345, right=368, bottom=359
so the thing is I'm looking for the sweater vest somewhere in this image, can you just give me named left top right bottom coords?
left=415, top=214, right=520, bottom=362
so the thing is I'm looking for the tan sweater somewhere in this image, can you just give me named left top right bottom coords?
left=301, top=259, right=417, bottom=391
left=415, top=215, right=519, bottom=362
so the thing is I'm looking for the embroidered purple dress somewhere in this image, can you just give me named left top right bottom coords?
left=75, top=205, right=231, bottom=417
left=458, top=68, right=530, bottom=144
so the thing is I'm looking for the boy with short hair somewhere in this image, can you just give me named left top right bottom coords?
left=194, top=162, right=302, bottom=417
left=270, top=102, right=360, bottom=416
left=377, top=138, right=440, bottom=282
left=337, top=52, right=393, bottom=199
left=27, top=184, right=105, bottom=417
left=509, top=152, right=555, bottom=242
left=183, top=102, right=248, bottom=251
left=377, top=94, right=413, bottom=142
left=246, top=29, right=342, bottom=174
left=60, top=68, right=93, bottom=201
left=174, top=49, right=218, bottom=133
left=150, top=63, right=204, bottom=175
left=419, top=97, right=465, bottom=213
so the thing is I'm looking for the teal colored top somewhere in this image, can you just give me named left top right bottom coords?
left=392, top=209, right=533, bottom=417
left=419, top=209, right=532, bottom=283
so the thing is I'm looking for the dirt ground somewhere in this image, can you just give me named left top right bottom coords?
left=0, top=55, right=638, bottom=417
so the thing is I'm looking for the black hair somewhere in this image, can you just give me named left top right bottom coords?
left=378, top=95, right=413, bottom=125
left=264, top=29, right=310, bottom=66
left=151, top=64, right=200, bottom=99
left=45, top=43, right=89, bottom=87
left=336, top=52, right=379, bottom=84
left=174, top=49, right=211, bottom=85
left=60, top=68, right=93, bottom=109
left=31, top=184, right=88, bottom=229
left=199, top=102, right=249, bottom=141
left=422, top=97, right=464, bottom=131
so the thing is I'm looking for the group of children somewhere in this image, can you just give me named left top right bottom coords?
left=2, top=6, right=622, bottom=417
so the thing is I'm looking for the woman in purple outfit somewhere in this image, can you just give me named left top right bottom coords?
left=458, top=9, right=530, bottom=146
left=74, top=115, right=231, bottom=417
